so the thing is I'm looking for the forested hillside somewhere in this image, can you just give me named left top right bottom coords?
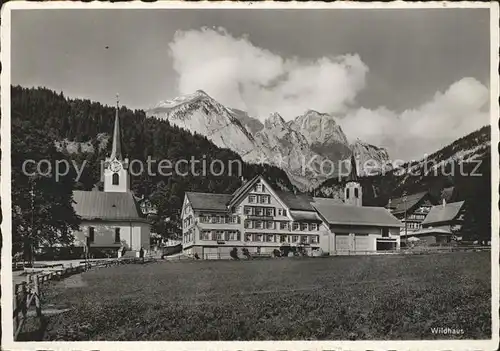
left=313, top=125, right=492, bottom=242
left=11, top=86, right=294, bottom=239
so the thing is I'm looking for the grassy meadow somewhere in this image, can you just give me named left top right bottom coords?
left=37, top=252, right=491, bottom=340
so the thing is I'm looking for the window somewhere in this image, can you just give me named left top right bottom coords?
left=244, top=206, right=253, bottom=215
left=311, top=235, right=319, bottom=244
left=292, top=235, right=299, bottom=243
left=354, top=188, right=359, bottom=198
left=266, top=208, right=274, bottom=216
left=283, top=209, right=287, bottom=216
left=88, top=227, right=95, bottom=243
left=216, top=231, right=224, bottom=240
left=244, top=220, right=253, bottom=229
left=310, top=223, right=318, bottom=231
left=254, top=234, right=263, bottom=242
left=228, top=231, right=236, bottom=241
left=266, top=221, right=274, bottom=229
left=114, top=228, right=121, bottom=243
left=255, top=221, right=263, bottom=229
left=249, top=195, right=256, bottom=203
left=301, top=236, right=308, bottom=243
left=201, top=231, right=210, bottom=240
left=280, top=235, right=287, bottom=243
left=112, top=173, right=119, bottom=185
left=301, top=223, right=308, bottom=231
left=256, top=184, right=263, bottom=192
left=382, top=228, right=389, bottom=237
left=280, top=222, right=287, bottom=230
left=346, top=188, right=350, bottom=199
left=277, top=209, right=283, bottom=216
left=256, top=207, right=264, bottom=216
left=260, top=195, right=270, bottom=204
left=293, top=222, right=299, bottom=231
left=266, top=234, right=274, bottom=242
left=245, top=233, right=252, bottom=241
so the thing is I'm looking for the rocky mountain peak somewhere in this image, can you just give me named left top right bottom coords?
left=264, top=112, right=287, bottom=129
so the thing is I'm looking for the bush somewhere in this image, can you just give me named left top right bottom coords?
left=230, top=248, right=239, bottom=260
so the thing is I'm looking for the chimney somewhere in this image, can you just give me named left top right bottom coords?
left=442, top=198, right=446, bottom=207
left=387, top=199, right=392, bottom=213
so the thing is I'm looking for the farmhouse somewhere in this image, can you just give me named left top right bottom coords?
left=400, top=200, right=465, bottom=245
left=387, top=191, right=438, bottom=233
left=71, top=100, right=151, bottom=256
left=181, top=155, right=402, bottom=259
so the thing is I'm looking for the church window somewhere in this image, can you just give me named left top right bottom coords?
left=88, top=227, right=95, bottom=243
left=112, top=173, right=119, bottom=185
left=115, top=228, right=121, bottom=243
left=346, top=188, right=350, bottom=199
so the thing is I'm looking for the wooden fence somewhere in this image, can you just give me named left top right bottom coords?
left=12, top=257, right=157, bottom=340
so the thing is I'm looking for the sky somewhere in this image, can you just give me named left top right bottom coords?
left=11, top=8, right=491, bottom=160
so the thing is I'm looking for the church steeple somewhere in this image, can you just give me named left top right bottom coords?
left=347, top=153, right=358, bottom=182
left=103, top=93, right=130, bottom=193
left=344, top=153, right=362, bottom=206
left=110, top=93, right=123, bottom=161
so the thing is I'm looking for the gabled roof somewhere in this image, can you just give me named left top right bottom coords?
left=313, top=203, right=402, bottom=227
left=185, top=192, right=233, bottom=212
left=422, top=201, right=465, bottom=226
left=312, top=197, right=344, bottom=206
left=275, top=191, right=316, bottom=211
left=289, top=210, right=322, bottom=222
left=228, top=175, right=261, bottom=207
left=388, top=191, right=430, bottom=215
left=73, top=190, right=147, bottom=222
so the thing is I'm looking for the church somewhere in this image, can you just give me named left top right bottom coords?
left=181, top=155, right=403, bottom=259
left=71, top=98, right=151, bottom=257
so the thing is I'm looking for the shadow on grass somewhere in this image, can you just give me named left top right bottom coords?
left=17, top=316, right=49, bottom=341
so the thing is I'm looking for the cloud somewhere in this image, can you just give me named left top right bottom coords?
left=169, top=27, right=368, bottom=119
left=339, top=77, right=490, bottom=160
left=169, top=28, right=489, bottom=161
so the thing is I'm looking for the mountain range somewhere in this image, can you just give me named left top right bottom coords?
left=146, top=90, right=390, bottom=190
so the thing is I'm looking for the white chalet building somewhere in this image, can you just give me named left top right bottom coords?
left=181, top=156, right=402, bottom=259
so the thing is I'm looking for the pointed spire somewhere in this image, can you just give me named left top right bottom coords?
left=110, top=93, right=122, bottom=160
left=347, top=153, right=358, bottom=182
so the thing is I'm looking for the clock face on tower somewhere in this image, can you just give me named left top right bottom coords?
left=109, top=159, right=123, bottom=173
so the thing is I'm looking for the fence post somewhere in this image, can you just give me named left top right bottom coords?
left=34, top=275, right=42, bottom=318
